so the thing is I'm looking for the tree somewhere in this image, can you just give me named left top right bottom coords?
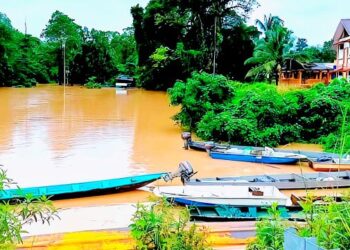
left=217, top=21, right=259, bottom=80
left=245, top=25, right=293, bottom=84
left=320, top=40, right=336, bottom=62
left=296, top=38, right=308, bottom=51
left=303, top=39, right=336, bottom=63
left=41, top=11, right=83, bottom=83
left=70, top=28, right=117, bottom=84
left=0, top=17, right=14, bottom=86
left=255, top=14, right=284, bottom=33
left=110, top=27, right=138, bottom=76
left=0, top=12, right=12, bottom=28
left=131, top=0, right=259, bottom=89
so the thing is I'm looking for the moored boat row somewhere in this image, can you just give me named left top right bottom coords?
left=181, top=132, right=350, bottom=169
left=143, top=162, right=350, bottom=222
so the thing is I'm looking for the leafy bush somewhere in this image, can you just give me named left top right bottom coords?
left=130, top=198, right=210, bottom=250
left=168, top=72, right=349, bottom=147
left=0, top=169, right=58, bottom=246
left=247, top=203, right=286, bottom=250
left=84, top=76, right=102, bottom=89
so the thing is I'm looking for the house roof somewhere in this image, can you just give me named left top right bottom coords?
left=283, top=59, right=335, bottom=71
left=333, top=19, right=350, bottom=44
left=311, top=63, right=335, bottom=71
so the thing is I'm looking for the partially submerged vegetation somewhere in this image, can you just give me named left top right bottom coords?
left=84, top=76, right=102, bottom=89
left=169, top=72, right=350, bottom=152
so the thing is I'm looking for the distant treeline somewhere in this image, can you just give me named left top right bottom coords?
left=0, top=1, right=336, bottom=88
left=131, top=0, right=336, bottom=89
left=0, top=11, right=137, bottom=87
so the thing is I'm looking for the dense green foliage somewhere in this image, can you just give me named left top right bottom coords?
left=131, top=0, right=259, bottom=89
left=130, top=198, right=210, bottom=250
left=0, top=15, right=50, bottom=86
left=303, top=39, right=337, bottom=63
left=0, top=169, right=58, bottom=246
left=169, top=72, right=350, bottom=149
left=1, top=2, right=336, bottom=89
left=0, top=11, right=137, bottom=86
left=131, top=2, right=336, bottom=89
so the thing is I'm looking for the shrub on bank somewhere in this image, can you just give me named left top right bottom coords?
left=84, top=76, right=102, bottom=89
left=168, top=72, right=350, bottom=150
left=130, top=198, right=211, bottom=250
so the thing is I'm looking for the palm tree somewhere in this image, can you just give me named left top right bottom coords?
left=244, top=25, right=292, bottom=85
left=255, top=14, right=284, bottom=33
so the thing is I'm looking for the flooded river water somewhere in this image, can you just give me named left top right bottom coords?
left=0, top=85, right=338, bottom=208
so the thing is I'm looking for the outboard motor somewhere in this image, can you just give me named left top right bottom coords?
left=181, top=132, right=192, bottom=150
left=163, top=161, right=196, bottom=185
left=204, top=142, right=215, bottom=153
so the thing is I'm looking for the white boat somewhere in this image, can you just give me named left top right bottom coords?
left=115, top=82, right=129, bottom=88
left=151, top=185, right=292, bottom=207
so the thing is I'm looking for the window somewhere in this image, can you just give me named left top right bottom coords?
left=339, top=44, right=344, bottom=59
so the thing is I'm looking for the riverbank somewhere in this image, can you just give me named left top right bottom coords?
left=20, top=203, right=254, bottom=249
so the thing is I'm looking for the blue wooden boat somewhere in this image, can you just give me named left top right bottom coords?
left=188, top=205, right=303, bottom=222
left=0, top=173, right=166, bottom=200
left=209, top=147, right=306, bottom=164
left=181, top=132, right=338, bottom=161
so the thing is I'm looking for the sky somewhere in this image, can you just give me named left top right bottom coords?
left=0, top=0, right=349, bottom=45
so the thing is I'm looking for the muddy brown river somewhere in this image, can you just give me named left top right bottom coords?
left=0, top=85, right=340, bottom=208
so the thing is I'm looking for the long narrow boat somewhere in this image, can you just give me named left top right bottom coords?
left=151, top=185, right=292, bottom=207
left=185, top=171, right=350, bottom=190
left=310, top=161, right=350, bottom=172
left=209, top=147, right=306, bottom=164
left=188, top=205, right=303, bottom=222
left=0, top=173, right=166, bottom=200
left=181, top=132, right=338, bottom=161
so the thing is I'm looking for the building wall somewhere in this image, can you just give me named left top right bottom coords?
left=336, top=42, right=350, bottom=79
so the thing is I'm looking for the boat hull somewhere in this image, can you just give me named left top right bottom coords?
left=172, top=197, right=289, bottom=207
left=152, top=185, right=291, bottom=207
left=186, top=171, right=350, bottom=190
left=186, top=140, right=337, bottom=161
left=311, top=162, right=350, bottom=172
left=209, top=151, right=300, bottom=164
left=189, top=205, right=302, bottom=222
left=0, top=173, right=165, bottom=200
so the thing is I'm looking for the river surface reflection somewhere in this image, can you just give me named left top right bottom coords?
left=0, top=85, right=332, bottom=206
